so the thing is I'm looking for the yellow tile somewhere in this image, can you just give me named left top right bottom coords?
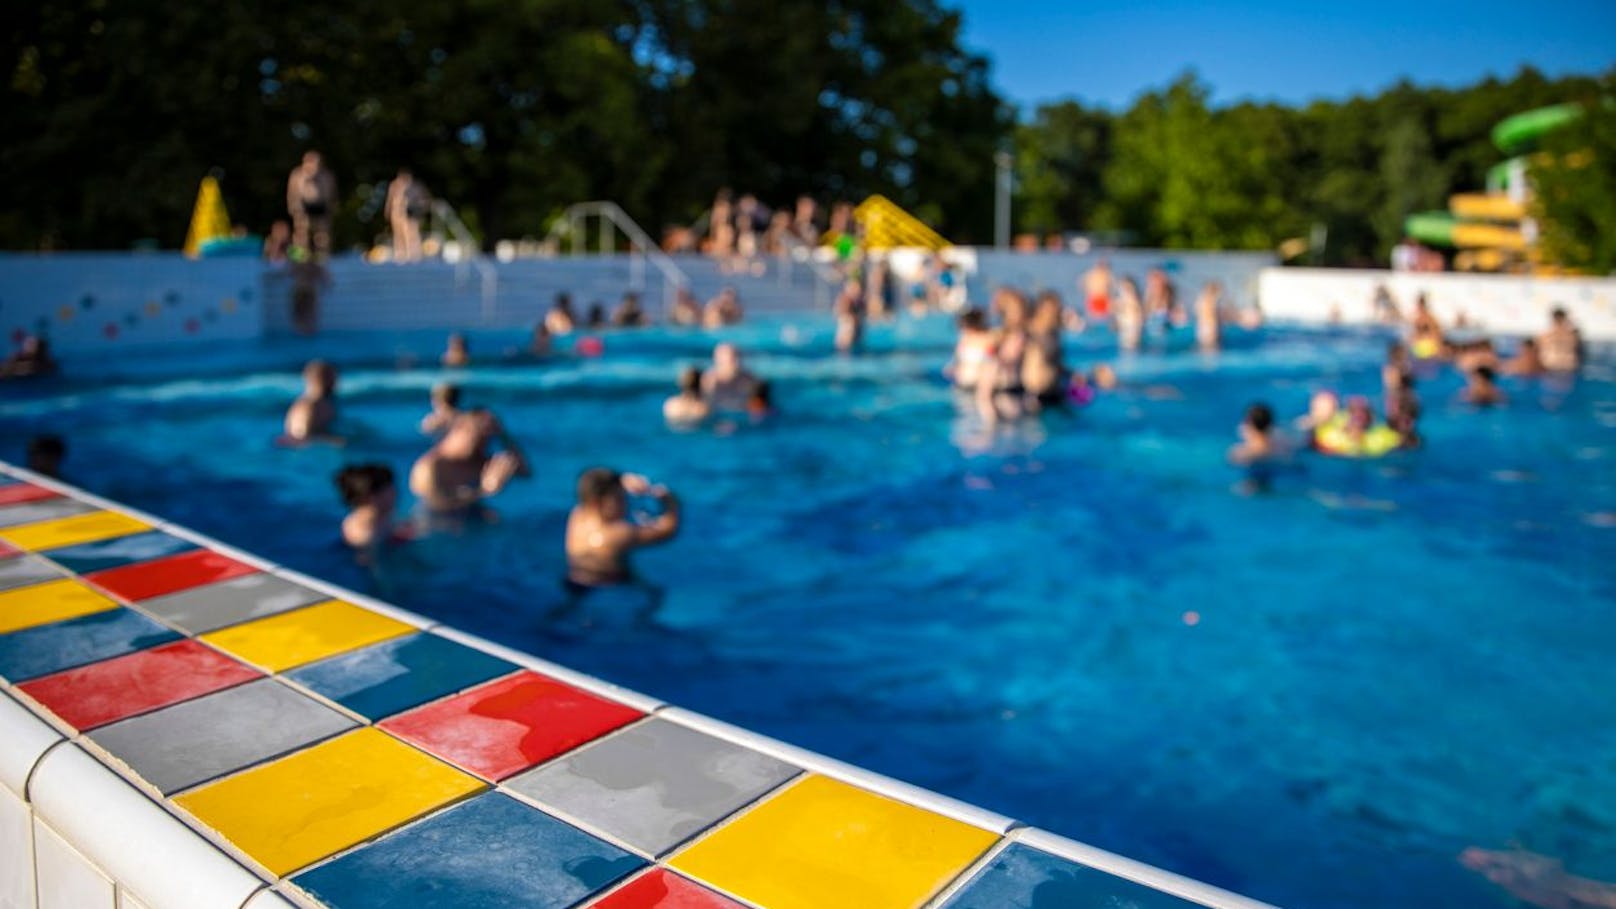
left=175, top=727, right=483, bottom=876
left=0, top=511, right=151, bottom=551
left=199, top=599, right=413, bottom=672
left=671, top=775, right=998, bottom=909
left=0, top=578, right=118, bottom=634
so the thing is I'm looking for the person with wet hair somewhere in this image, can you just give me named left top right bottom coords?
left=565, top=468, right=680, bottom=589
left=336, top=463, right=401, bottom=552
left=663, top=366, right=710, bottom=425
left=283, top=360, right=339, bottom=442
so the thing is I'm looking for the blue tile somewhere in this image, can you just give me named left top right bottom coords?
left=0, top=609, right=181, bottom=682
left=293, top=792, right=642, bottom=909
left=285, top=632, right=517, bottom=720
left=43, top=530, right=197, bottom=574
left=940, top=843, right=1203, bottom=909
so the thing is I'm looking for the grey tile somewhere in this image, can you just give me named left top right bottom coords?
left=88, top=678, right=356, bottom=794
left=138, top=573, right=327, bottom=634
left=506, top=718, right=798, bottom=856
left=0, top=554, right=65, bottom=592
left=0, top=499, right=96, bottom=529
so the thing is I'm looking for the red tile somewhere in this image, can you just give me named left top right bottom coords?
left=379, top=671, right=641, bottom=780
left=590, top=869, right=747, bottom=909
left=0, top=484, right=58, bottom=506
left=0, top=539, right=18, bottom=560
left=85, top=549, right=258, bottom=601
left=17, top=639, right=261, bottom=730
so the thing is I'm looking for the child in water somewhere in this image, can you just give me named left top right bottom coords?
left=1228, top=402, right=1284, bottom=465
left=420, top=383, right=462, bottom=434
left=1463, top=365, right=1506, bottom=407
left=336, top=464, right=406, bottom=554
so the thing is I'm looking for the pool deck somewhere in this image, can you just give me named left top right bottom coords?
left=0, top=460, right=1277, bottom=909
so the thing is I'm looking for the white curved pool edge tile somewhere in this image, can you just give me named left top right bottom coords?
left=0, top=690, right=65, bottom=798
left=147, top=526, right=283, bottom=574
left=249, top=888, right=305, bottom=909
left=654, top=706, right=1017, bottom=835
left=29, top=744, right=265, bottom=909
left=1012, top=827, right=1282, bottom=909
left=0, top=464, right=173, bottom=532
left=430, top=625, right=666, bottom=715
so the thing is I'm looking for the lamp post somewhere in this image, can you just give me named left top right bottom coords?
left=994, top=150, right=1012, bottom=249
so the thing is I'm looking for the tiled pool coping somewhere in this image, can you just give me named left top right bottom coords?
left=0, top=460, right=1279, bottom=909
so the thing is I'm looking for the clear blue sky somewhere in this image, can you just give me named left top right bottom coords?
left=952, top=0, right=1616, bottom=113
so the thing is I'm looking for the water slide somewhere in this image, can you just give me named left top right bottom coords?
left=1403, top=103, right=1582, bottom=267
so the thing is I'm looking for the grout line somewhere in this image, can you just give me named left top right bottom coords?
left=918, top=834, right=1013, bottom=908
left=21, top=738, right=69, bottom=804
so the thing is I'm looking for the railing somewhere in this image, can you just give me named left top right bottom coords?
left=429, top=200, right=498, bottom=323
left=546, top=201, right=689, bottom=311
left=776, top=231, right=844, bottom=309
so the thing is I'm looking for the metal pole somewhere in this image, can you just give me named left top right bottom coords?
left=994, top=150, right=1012, bottom=249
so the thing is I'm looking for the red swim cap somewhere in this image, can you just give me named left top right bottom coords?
left=576, top=336, right=604, bottom=358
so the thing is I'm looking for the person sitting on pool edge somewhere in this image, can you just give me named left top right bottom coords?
left=336, top=463, right=407, bottom=554
left=442, top=332, right=470, bottom=367
left=409, top=408, right=529, bottom=514
left=1462, top=364, right=1506, bottom=407
left=702, top=342, right=759, bottom=411
left=283, top=359, right=340, bottom=443
left=420, top=383, right=462, bottom=435
left=663, top=366, right=710, bottom=425
left=565, top=468, right=680, bottom=590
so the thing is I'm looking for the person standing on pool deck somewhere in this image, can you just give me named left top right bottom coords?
left=1082, top=259, right=1113, bottom=319
left=409, top=409, right=529, bottom=513
left=384, top=168, right=429, bottom=264
left=286, top=150, right=337, bottom=257
left=702, top=342, right=759, bottom=410
left=283, top=360, right=340, bottom=442
left=1537, top=308, right=1583, bottom=373
left=565, top=468, right=681, bottom=589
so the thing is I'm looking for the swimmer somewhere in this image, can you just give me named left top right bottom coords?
left=747, top=381, right=774, bottom=420
left=703, top=287, right=744, bottom=328
left=1462, top=364, right=1506, bottom=407
left=1115, top=278, right=1144, bottom=352
left=1144, top=267, right=1176, bottom=322
left=1228, top=402, right=1285, bottom=465
left=442, top=332, right=470, bottom=367
left=408, top=408, right=529, bottom=513
left=1022, top=291, right=1067, bottom=408
left=26, top=434, right=65, bottom=478
left=419, top=383, right=462, bottom=435
left=1451, top=338, right=1499, bottom=375
left=662, top=366, right=710, bottom=424
left=283, top=360, right=340, bottom=442
left=565, top=468, right=680, bottom=588
left=612, top=292, right=647, bottom=327
left=1081, top=258, right=1113, bottom=319
left=530, top=322, right=553, bottom=357
left=700, top=342, right=759, bottom=411
left=669, top=288, right=702, bottom=326
left=1382, top=341, right=1412, bottom=395
left=1294, top=390, right=1340, bottom=443
left=335, top=463, right=403, bottom=552
left=1387, top=379, right=1422, bottom=449
left=1194, top=281, right=1222, bottom=351
left=545, top=293, right=577, bottom=335
left=946, top=308, right=994, bottom=391
left=1502, top=337, right=1545, bottom=377
left=1460, top=847, right=1616, bottom=909
left=979, top=290, right=1030, bottom=422
left=1537, top=307, right=1583, bottom=372
left=1410, top=293, right=1445, bottom=358
left=1, top=334, right=58, bottom=378
left=833, top=280, right=865, bottom=353
left=585, top=302, right=607, bottom=330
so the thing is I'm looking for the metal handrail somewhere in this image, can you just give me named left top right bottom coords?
left=430, top=199, right=498, bottom=322
left=547, top=201, right=689, bottom=313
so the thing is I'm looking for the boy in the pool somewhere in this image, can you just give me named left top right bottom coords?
left=409, top=409, right=528, bottom=513
left=565, top=468, right=680, bottom=588
left=1462, top=364, right=1506, bottom=407
left=1228, top=402, right=1285, bottom=465
left=336, top=463, right=406, bottom=555
left=282, top=360, right=340, bottom=443
left=420, top=383, right=462, bottom=435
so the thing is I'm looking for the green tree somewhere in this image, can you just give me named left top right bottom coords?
left=1012, top=101, right=1110, bottom=235
left=1534, top=89, right=1616, bottom=273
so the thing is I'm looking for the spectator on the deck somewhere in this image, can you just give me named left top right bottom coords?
left=286, top=150, right=337, bottom=257
left=385, top=168, right=429, bottom=264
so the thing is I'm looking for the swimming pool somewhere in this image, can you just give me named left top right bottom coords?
left=4, top=316, right=1614, bottom=908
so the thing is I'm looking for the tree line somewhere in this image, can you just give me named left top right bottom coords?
left=2, top=1, right=1610, bottom=268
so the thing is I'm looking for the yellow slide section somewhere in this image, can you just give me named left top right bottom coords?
left=1448, top=193, right=1525, bottom=222
left=853, top=195, right=951, bottom=251
left=1451, top=222, right=1527, bottom=251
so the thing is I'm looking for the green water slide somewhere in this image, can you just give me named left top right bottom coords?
left=1490, top=103, right=1583, bottom=155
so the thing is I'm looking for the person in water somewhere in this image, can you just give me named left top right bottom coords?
left=1, top=334, right=58, bottom=378
left=545, top=293, right=577, bottom=335
left=1082, top=259, right=1113, bottom=319
left=336, top=463, right=403, bottom=553
left=947, top=308, right=995, bottom=391
left=1115, top=277, right=1145, bottom=352
left=1410, top=293, right=1446, bottom=358
left=442, top=332, right=470, bottom=367
left=669, top=288, right=702, bottom=326
left=833, top=280, right=865, bottom=353
left=530, top=322, right=553, bottom=357
left=747, top=381, right=774, bottom=420
left=663, top=366, right=710, bottom=425
left=284, top=360, right=340, bottom=442
left=1460, top=847, right=1616, bottom=909
left=1502, top=338, right=1545, bottom=376
left=1537, top=307, right=1583, bottom=372
left=980, top=289, right=1030, bottom=421
left=585, top=302, right=608, bottom=330
left=565, top=468, right=681, bottom=588
left=1382, top=341, right=1413, bottom=395
left=1387, top=378, right=1422, bottom=449
left=420, top=383, right=462, bottom=434
left=1228, top=402, right=1284, bottom=465
left=1295, top=390, right=1340, bottom=445
left=1462, top=364, right=1506, bottom=407
left=704, top=287, right=744, bottom=328
left=1194, top=281, right=1222, bottom=351
left=408, top=409, right=528, bottom=513
left=1021, top=291, right=1067, bottom=408
left=612, top=293, right=647, bottom=328
left=701, top=342, right=760, bottom=411
left=26, top=435, right=65, bottom=478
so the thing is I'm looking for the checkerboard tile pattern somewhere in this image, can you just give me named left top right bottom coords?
left=0, top=464, right=1265, bottom=909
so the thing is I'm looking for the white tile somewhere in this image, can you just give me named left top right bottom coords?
left=33, top=819, right=114, bottom=909
left=0, top=692, right=64, bottom=798
left=243, top=890, right=300, bottom=909
left=116, top=887, right=151, bottom=909
left=0, top=787, right=34, bottom=909
left=30, top=746, right=263, bottom=909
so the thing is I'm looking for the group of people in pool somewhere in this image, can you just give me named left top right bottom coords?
left=1228, top=300, right=1586, bottom=471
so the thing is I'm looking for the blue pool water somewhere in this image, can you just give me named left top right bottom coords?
left=4, top=316, right=1615, bottom=908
